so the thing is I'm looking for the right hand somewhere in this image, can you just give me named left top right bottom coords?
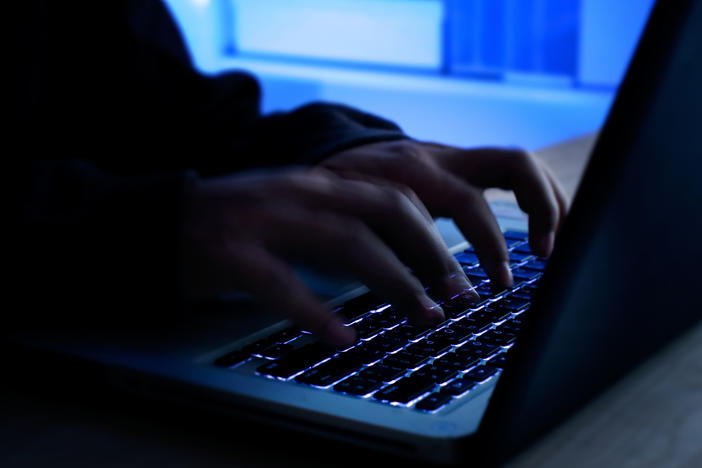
left=180, top=168, right=475, bottom=347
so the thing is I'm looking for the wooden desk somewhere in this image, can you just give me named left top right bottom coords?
left=2, top=135, right=701, bottom=468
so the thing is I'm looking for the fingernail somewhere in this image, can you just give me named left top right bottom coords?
left=418, top=294, right=445, bottom=322
left=538, top=232, right=555, bottom=257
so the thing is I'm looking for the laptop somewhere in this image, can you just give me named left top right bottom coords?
left=8, top=0, right=702, bottom=465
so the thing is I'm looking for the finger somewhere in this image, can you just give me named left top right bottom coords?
left=510, top=152, right=561, bottom=257
left=264, top=208, right=447, bottom=325
left=325, top=169, right=434, bottom=223
left=443, top=180, right=513, bottom=288
left=450, top=149, right=561, bottom=257
left=285, top=173, right=473, bottom=299
left=225, top=242, right=357, bottom=347
left=538, top=159, right=569, bottom=234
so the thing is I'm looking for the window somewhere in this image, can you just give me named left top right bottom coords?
left=226, top=0, right=443, bottom=69
left=163, top=0, right=657, bottom=148
left=209, top=0, right=654, bottom=90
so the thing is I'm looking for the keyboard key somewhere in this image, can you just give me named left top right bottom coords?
left=386, top=323, right=432, bottom=341
left=358, top=364, right=406, bottom=383
left=374, top=307, right=404, bottom=329
left=464, top=365, right=499, bottom=382
left=503, top=231, right=528, bottom=241
left=523, top=258, right=548, bottom=271
left=452, top=317, right=491, bottom=335
left=512, top=269, right=542, bottom=282
left=486, top=284, right=511, bottom=298
left=358, top=363, right=407, bottom=382
left=480, top=329, right=518, bottom=346
left=495, top=318, right=523, bottom=334
left=476, top=306, right=512, bottom=323
left=339, top=293, right=385, bottom=323
left=508, top=289, right=532, bottom=301
left=242, top=338, right=276, bottom=356
left=441, top=295, right=479, bottom=319
left=364, top=334, right=408, bottom=354
left=295, top=353, right=364, bottom=386
left=474, top=284, right=495, bottom=297
left=442, top=377, right=477, bottom=396
left=466, top=291, right=492, bottom=308
left=509, top=252, right=532, bottom=263
left=214, top=350, right=249, bottom=368
left=415, top=392, right=453, bottom=412
left=268, top=327, right=303, bottom=344
left=257, top=343, right=336, bottom=379
left=433, top=352, right=481, bottom=372
left=432, top=325, right=473, bottom=344
left=487, top=353, right=509, bottom=369
left=465, top=267, right=489, bottom=281
left=412, top=364, right=460, bottom=384
left=455, top=252, right=480, bottom=266
left=259, top=343, right=294, bottom=359
left=383, top=351, right=430, bottom=370
left=344, top=343, right=386, bottom=364
left=405, top=338, right=452, bottom=358
left=504, top=238, right=523, bottom=248
left=333, top=376, right=383, bottom=396
left=463, top=310, right=495, bottom=328
left=512, top=242, right=533, bottom=254
left=457, top=341, right=501, bottom=359
left=354, top=316, right=385, bottom=340
left=373, top=375, right=436, bottom=404
left=498, top=297, right=530, bottom=312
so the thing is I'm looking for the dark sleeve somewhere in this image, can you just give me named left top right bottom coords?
left=226, top=101, right=407, bottom=172
left=117, top=0, right=409, bottom=175
left=163, top=70, right=408, bottom=176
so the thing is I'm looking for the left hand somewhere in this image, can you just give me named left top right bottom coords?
left=321, top=139, right=568, bottom=288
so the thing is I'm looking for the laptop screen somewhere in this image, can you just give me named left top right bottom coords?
left=478, top=0, right=702, bottom=461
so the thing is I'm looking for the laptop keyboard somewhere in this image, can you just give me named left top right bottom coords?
left=215, top=231, right=544, bottom=413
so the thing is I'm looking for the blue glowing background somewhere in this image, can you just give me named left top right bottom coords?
left=164, top=0, right=655, bottom=150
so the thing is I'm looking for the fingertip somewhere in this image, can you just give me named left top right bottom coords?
left=444, top=273, right=479, bottom=302
left=481, top=258, right=513, bottom=289
left=418, top=294, right=445, bottom=323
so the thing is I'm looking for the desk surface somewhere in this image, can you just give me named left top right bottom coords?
left=3, top=135, right=701, bottom=468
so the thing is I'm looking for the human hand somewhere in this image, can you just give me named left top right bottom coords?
left=321, top=140, right=568, bottom=288
left=180, top=168, right=476, bottom=347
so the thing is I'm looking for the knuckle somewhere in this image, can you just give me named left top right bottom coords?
left=338, top=220, right=372, bottom=251
left=382, top=186, right=412, bottom=213
left=316, top=214, right=370, bottom=252
left=511, top=149, right=538, bottom=171
left=395, top=183, right=420, bottom=203
left=390, top=140, right=432, bottom=167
